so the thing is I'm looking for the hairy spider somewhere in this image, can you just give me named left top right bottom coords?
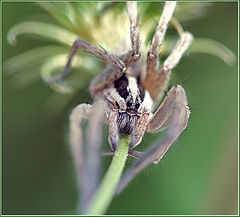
left=49, top=1, right=192, bottom=187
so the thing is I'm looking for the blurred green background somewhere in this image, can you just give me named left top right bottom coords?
left=2, top=2, right=238, bottom=215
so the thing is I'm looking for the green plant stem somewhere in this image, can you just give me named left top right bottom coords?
left=86, top=137, right=130, bottom=215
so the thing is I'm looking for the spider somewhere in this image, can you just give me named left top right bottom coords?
left=48, top=1, right=192, bottom=192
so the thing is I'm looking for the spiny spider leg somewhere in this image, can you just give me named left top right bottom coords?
left=147, top=2, right=176, bottom=68
left=69, top=100, right=105, bottom=212
left=146, top=85, right=188, bottom=134
left=85, top=100, right=105, bottom=205
left=126, top=1, right=141, bottom=61
left=90, top=2, right=141, bottom=95
left=143, top=31, right=193, bottom=102
left=129, top=113, right=150, bottom=149
left=47, top=37, right=126, bottom=84
left=161, top=32, right=193, bottom=75
left=46, top=3, right=141, bottom=93
left=116, top=85, right=190, bottom=194
left=69, top=103, right=92, bottom=208
left=103, top=87, right=127, bottom=150
left=114, top=1, right=141, bottom=69
left=143, top=1, right=176, bottom=92
left=143, top=2, right=193, bottom=102
left=107, top=111, right=119, bottom=151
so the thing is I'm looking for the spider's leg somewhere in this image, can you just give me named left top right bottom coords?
left=85, top=100, right=105, bottom=205
left=129, top=113, right=150, bottom=149
left=142, top=2, right=176, bottom=102
left=144, top=1, right=176, bottom=79
left=47, top=37, right=126, bottom=83
left=108, top=111, right=120, bottom=151
left=69, top=101, right=106, bottom=211
left=90, top=67, right=125, bottom=95
left=116, top=85, right=190, bottom=194
left=146, top=85, right=189, bottom=134
left=161, top=32, right=193, bottom=76
left=90, top=1, right=141, bottom=95
left=69, top=103, right=92, bottom=207
left=147, top=85, right=190, bottom=163
left=124, top=1, right=141, bottom=64
left=102, top=87, right=128, bottom=151
left=143, top=15, right=193, bottom=102
left=142, top=2, right=191, bottom=103
left=148, top=2, right=176, bottom=66
left=128, top=149, right=144, bottom=159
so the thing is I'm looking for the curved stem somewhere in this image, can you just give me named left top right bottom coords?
left=86, top=137, right=130, bottom=215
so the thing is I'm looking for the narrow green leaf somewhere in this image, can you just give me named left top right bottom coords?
left=7, top=21, right=78, bottom=47
left=9, top=65, right=41, bottom=89
left=189, top=38, right=236, bottom=65
left=37, top=2, right=79, bottom=32
left=64, top=3, right=80, bottom=31
left=40, top=54, right=96, bottom=81
left=49, top=82, right=73, bottom=94
left=4, top=45, right=68, bottom=75
left=39, top=54, right=97, bottom=93
left=40, top=54, right=76, bottom=93
left=161, top=38, right=236, bottom=65
left=176, top=2, right=212, bottom=22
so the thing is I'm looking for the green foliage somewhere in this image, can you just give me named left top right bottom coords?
left=4, top=2, right=235, bottom=99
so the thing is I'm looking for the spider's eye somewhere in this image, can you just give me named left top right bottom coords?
left=127, top=101, right=132, bottom=107
left=135, top=102, right=140, bottom=109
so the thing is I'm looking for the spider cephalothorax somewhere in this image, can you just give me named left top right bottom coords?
left=48, top=1, right=192, bottom=178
